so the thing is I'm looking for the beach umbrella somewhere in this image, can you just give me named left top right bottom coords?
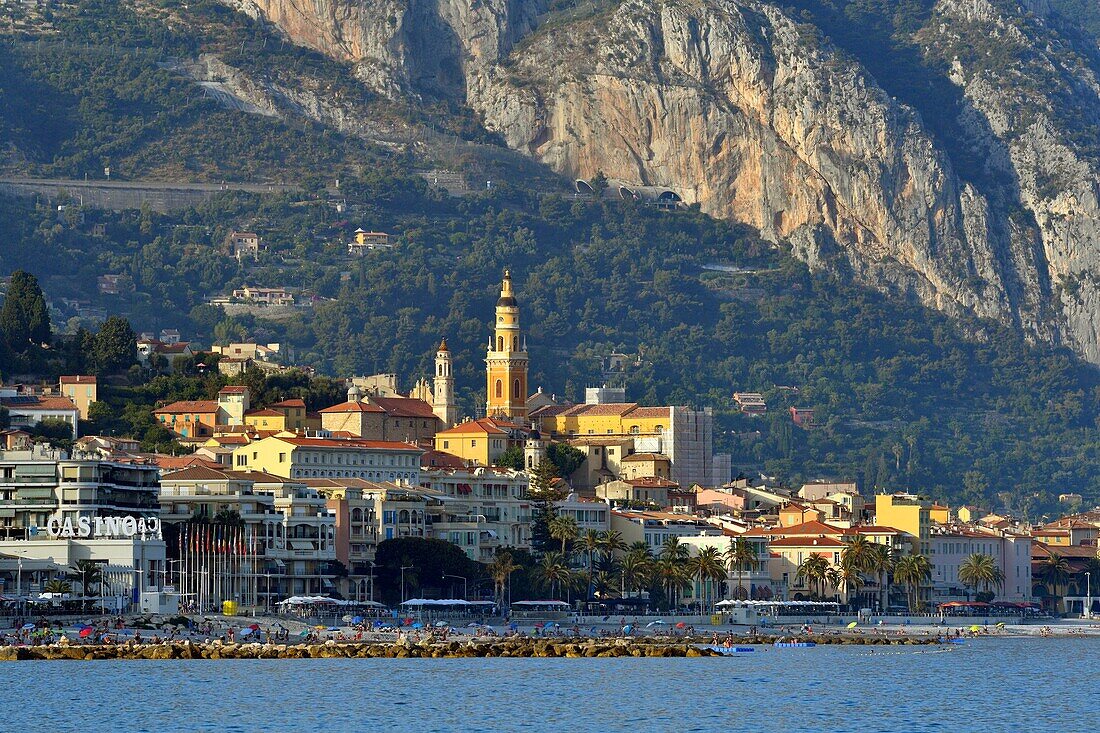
left=434, top=621, right=447, bottom=627
left=249, top=624, right=259, bottom=631
left=996, top=622, right=1005, bottom=628
left=298, top=630, right=310, bottom=637
left=847, top=621, right=858, bottom=629
left=327, top=627, right=340, bottom=632
left=239, top=628, right=253, bottom=637
left=21, top=623, right=35, bottom=630
left=675, top=622, right=686, bottom=629
left=646, top=620, right=667, bottom=627
left=79, top=628, right=92, bottom=638
left=589, top=626, right=598, bottom=634
left=352, top=616, right=364, bottom=625
left=411, top=622, right=424, bottom=629
left=373, top=620, right=384, bottom=628
left=970, top=625, right=981, bottom=633
left=314, top=625, right=326, bottom=630
left=467, top=622, right=480, bottom=628
left=622, top=625, right=633, bottom=633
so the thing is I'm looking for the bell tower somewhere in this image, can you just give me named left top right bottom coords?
left=433, top=338, right=458, bottom=428
left=485, top=270, right=529, bottom=421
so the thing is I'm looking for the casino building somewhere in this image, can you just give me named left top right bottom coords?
left=0, top=442, right=166, bottom=609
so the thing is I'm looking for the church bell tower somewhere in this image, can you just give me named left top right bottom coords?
left=433, top=338, right=458, bottom=428
left=485, top=270, right=529, bottom=421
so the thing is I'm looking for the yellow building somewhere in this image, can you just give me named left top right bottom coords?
left=60, top=375, right=97, bottom=420
left=929, top=503, right=950, bottom=525
left=231, top=435, right=423, bottom=484
left=433, top=418, right=523, bottom=466
left=874, top=493, right=932, bottom=554
left=244, top=409, right=287, bottom=432
left=485, top=271, right=529, bottom=420
left=269, top=398, right=309, bottom=431
left=535, top=403, right=672, bottom=439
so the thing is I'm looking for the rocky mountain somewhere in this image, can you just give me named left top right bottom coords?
left=224, top=0, right=1100, bottom=364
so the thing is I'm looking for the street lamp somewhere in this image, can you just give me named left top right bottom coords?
left=368, top=561, right=376, bottom=604
left=443, top=573, right=468, bottom=600
left=1086, top=571, right=1092, bottom=620
left=400, top=565, right=414, bottom=605
left=16, top=557, right=22, bottom=598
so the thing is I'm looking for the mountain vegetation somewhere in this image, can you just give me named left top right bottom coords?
left=0, top=0, right=1097, bottom=518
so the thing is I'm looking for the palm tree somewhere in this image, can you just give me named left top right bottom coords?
left=726, top=537, right=758, bottom=600
left=796, top=555, right=830, bottom=599
left=691, top=547, right=727, bottom=614
left=70, top=559, right=103, bottom=612
left=658, top=537, right=691, bottom=610
left=487, top=552, right=519, bottom=609
left=620, top=552, right=653, bottom=598
left=537, top=551, right=571, bottom=600
left=836, top=554, right=864, bottom=608
left=840, top=536, right=876, bottom=608
left=958, top=553, right=1001, bottom=600
left=597, top=530, right=628, bottom=557
left=866, top=544, right=895, bottom=611
left=548, top=515, right=579, bottom=555
left=893, top=554, right=932, bottom=612
left=1040, top=552, right=1070, bottom=613
left=43, top=579, right=72, bottom=594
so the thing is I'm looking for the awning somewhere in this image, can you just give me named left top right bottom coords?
left=289, top=540, right=315, bottom=550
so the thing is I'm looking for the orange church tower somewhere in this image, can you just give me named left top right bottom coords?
left=485, top=270, right=528, bottom=420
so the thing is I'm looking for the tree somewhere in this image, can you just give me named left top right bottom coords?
left=536, top=551, right=572, bottom=600
left=840, top=536, right=876, bottom=607
left=374, top=537, right=484, bottom=606
left=0, top=270, right=50, bottom=353
left=958, top=553, right=1001, bottom=601
left=547, top=442, right=585, bottom=479
left=866, top=544, right=895, bottom=610
left=726, top=537, right=758, bottom=600
left=796, top=554, right=830, bottom=599
left=487, top=551, right=519, bottom=608
left=528, top=459, right=562, bottom=554
left=657, top=537, right=691, bottom=610
left=691, top=546, right=727, bottom=614
left=93, top=316, right=137, bottom=374
left=1039, top=552, right=1070, bottom=613
left=620, top=550, right=653, bottom=598
left=548, top=514, right=579, bottom=555
left=70, top=559, right=103, bottom=612
left=43, top=579, right=72, bottom=594
left=893, top=554, right=932, bottom=612
left=495, top=445, right=525, bottom=470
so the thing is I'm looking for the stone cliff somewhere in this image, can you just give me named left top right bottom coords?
left=221, top=0, right=1100, bottom=363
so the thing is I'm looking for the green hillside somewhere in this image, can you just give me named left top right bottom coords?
left=0, top=0, right=1097, bottom=517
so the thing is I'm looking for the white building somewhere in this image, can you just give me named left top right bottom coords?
left=929, top=526, right=1033, bottom=603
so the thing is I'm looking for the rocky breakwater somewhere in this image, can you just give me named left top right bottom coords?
left=0, top=635, right=944, bottom=660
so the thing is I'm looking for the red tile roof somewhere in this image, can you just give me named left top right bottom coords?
left=621, top=453, right=669, bottom=462
left=60, top=375, right=97, bottom=384
left=769, top=536, right=846, bottom=548
left=270, top=398, right=306, bottom=409
left=245, top=409, right=283, bottom=417
left=318, top=401, right=385, bottom=414
left=275, top=436, right=423, bottom=452
left=436, top=418, right=509, bottom=436
left=218, top=386, right=249, bottom=394
left=370, top=397, right=438, bottom=420
left=154, top=400, right=219, bottom=414
left=624, top=477, right=679, bottom=488
left=1, top=396, right=79, bottom=411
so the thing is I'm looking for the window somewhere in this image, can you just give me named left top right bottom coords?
left=497, top=337, right=504, bottom=351
left=443, top=440, right=449, bottom=449
left=512, top=379, right=520, bottom=399
left=495, top=380, right=503, bottom=399
left=512, top=336, right=518, bottom=350
left=471, top=440, right=477, bottom=447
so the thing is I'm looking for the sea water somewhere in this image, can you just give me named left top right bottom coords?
left=3, top=638, right=1093, bottom=732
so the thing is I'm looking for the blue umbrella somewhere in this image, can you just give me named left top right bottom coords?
left=21, top=623, right=35, bottom=630
left=623, top=625, right=633, bottom=633
left=351, top=616, right=364, bottom=624
left=411, top=622, right=424, bottom=629
left=373, top=620, right=384, bottom=628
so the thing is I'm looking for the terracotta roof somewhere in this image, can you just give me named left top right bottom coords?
left=436, top=418, right=509, bottom=437
left=627, top=406, right=671, bottom=419
left=162, top=465, right=241, bottom=481
left=318, top=401, right=385, bottom=414
left=567, top=437, right=634, bottom=447
left=561, top=402, right=638, bottom=417
left=769, top=536, right=846, bottom=548
left=154, top=400, right=219, bottom=414
left=844, top=525, right=903, bottom=535
left=1032, top=542, right=1098, bottom=559
left=530, top=405, right=571, bottom=418
left=624, top=477, right=679, bottom=488
left=420, top=449, right=466, bottom=469
left=1, top=396, right=78, bottom=411
left=218, top=385, right=249, bottom=394
left=151, top=455, right=223, bottom=470
left=269, top=398, right=306, bottom=409
left=621, top=453, right=669, bottom=462
left=159, top=342, right=192, bottom=354
left=60, top=375, right=97, bottom=384
left=274, top=436, right=423, bottom=452
left=245, top=409, right=283, bottom=418
left=370, top=396, right=438, bottom=420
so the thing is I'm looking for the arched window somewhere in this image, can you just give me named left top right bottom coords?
left=497, top=336, right=504, bottom=351
left=513, top=379, right=521, bottom=399
left=495, top=379, right=503, bottom=398
left=512, top=336, right=518, bottom=350
left=630, top=425, right=640, bottom=435
left=437, top=364, right=443, bottom=376
left=399, top=510, right=410, bottom=523
left=655, top=425, right=664, bottom=434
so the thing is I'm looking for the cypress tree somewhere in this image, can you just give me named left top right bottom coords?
left=0, top=270, right=51, bottom=352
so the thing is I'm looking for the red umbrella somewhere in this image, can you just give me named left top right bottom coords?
left=675, top=622, right=686, bottom=629
left=79, top=628, right=92, bottom=638
left=249, top=624, right=259, bottom=631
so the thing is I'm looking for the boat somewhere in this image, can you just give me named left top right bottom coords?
left=774, top=641, right=816, bottom=648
